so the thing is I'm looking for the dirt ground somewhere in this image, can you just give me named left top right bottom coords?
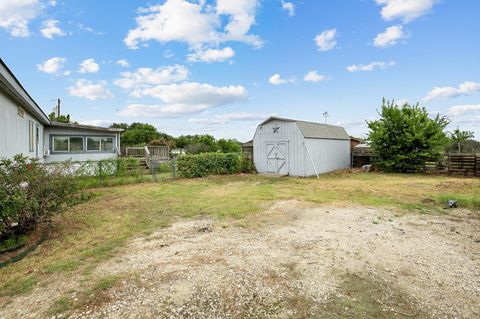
left=2, top=201, right=480, bottom=318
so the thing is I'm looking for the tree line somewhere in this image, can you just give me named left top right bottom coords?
left=109, top=122, right=242, bottom=154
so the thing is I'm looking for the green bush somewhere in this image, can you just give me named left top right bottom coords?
left=0, top=155, right=79, bottom=239
left=176, top=153, right=246, bottom=178
left=240, top=155, right=256, bottom=174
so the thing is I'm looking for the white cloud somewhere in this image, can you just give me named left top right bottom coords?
left=187, top=47, right=235, bottom=63
left=37, top=57, right=67, bottom=74
left=447, top=104, right=480, bottom=117
left=304, top=71, right=328, bottom=83
left=114, top=65, right=189, bottom=91
left=79, top=119, right=113, bottom=127
left=116, top=59, right=130, bottom=68
left=314, top=28, right=337, bottom=52
left=281, top=1, right=295, bottom=17
left=423, top=81, right=480, bottom=102
left=117, top=82, right=248, bottom=118
left=78, top=58, right=100, bottom=74
left=40, top=19, right=65, bottom=39
left=0, top=0, right=42, bottom=37
left=268, top=73, right=295, bottom=85
left=373, top=25, right=408, bottom=48
left=68, top=79, right=114, bottom=100
left=375, top=0, right=438, bottom=23
left=188, top=112, right=265, bottom=125
left=124, top=0, right=261, bottom=50
left=346, top=61, right=395, bottom=72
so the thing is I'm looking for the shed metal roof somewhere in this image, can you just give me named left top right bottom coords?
left=259, top=116, right=350, bottom=140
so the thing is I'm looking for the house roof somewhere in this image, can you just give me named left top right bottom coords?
left=0, top=58, right=50, bottom=125
left=49, top=122, right=124, bottom=132
left=259, top=116, right=350, bottom=140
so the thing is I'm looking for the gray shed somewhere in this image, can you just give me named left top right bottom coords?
left=253, top=117, right=351, bottom=177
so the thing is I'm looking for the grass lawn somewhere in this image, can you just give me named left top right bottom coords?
left=1, top=171, right=479, bottom=314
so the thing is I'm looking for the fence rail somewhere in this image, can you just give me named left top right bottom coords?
left=353, top=153, right=480, bottom=176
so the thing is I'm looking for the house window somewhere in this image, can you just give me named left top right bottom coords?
left=53, top=136, right=85, bottom=152
left=18, top=106, right=25, bottom=117
left=70, top=137, right=84, bottom=151
left=87, top=137, right=101, bottom=151
left=52, top=136, right=115, bottom=153
left=101, top=137, right=114, bottom=151
left=53, top=136, right=70, bottom=152
left=29, top=121, right=34, bottom=152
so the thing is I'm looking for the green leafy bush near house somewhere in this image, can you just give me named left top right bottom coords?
left=176, top=153, right=255, bottom=178
left=0, top=155, right=79, bottom=240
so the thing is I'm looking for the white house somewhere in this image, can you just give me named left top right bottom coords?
left=253, top=116, right=351, bottom=177
left=0, top=58, right=122, bottom=162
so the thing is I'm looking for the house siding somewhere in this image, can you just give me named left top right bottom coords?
left=0, top=87, right=44, bottom=161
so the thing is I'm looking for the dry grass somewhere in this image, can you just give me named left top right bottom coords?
left=1, top=171, right=479, bottom=314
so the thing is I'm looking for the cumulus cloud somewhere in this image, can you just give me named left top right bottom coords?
left=78, top=58, right=100, bottom=74
left=304, top=71, right=328, bottom=83
left=375, top=0, right=438, bottom=23
left=188, top=112, right=265, bottom=125
left=40, top=19, right=65, bottom=39
left=447, top=104, right=480, bottom=117
left=281, top=1, right=295, bottom=17
left=268, top=73, right=295, bottom=85
left=346, top=61, right=395, bottom=72
left=187, top=47, right=235, bottom=63
left=373, top=25, right=408, bottom=48
left=314, top=28, right=337, bottom=52
left=423, top=81, right=480, bottom=102
left=124, top=0, right=261, bottom=50
left=117, top=82, right=248, bottom=118
left=114, top=65, right=189, bottom=91
left=68, top=79, right=114, bottom=100
left=37, top=57, right=68, bottom=74
left=0, top=0, right=42, bottom=37
left=116, top=59, right=130, bottom=68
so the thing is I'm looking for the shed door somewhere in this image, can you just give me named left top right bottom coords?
left=266, top=142, right=288, bottom=175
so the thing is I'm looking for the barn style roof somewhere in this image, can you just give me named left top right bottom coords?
left=259, top=116, right=350, bottom=140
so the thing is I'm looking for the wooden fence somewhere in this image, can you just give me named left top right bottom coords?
left=423, top=153, right=479, bottom=176
left=353, top=152, right=480, bottom=176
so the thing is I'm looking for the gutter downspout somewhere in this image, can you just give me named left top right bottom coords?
left=304, top=142, right=319, bottom=179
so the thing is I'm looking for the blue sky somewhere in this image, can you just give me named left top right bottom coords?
left=1, top=0, right=479, bottom=141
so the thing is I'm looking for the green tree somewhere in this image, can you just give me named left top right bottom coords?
left=449, top=128, right=475, bottom=153
left=49, top=112, right=76, bottom=124
left=113, top=122, right=161, bottom=146
left=367, top=99, right=449, bottom=172
left=217, top=138, right=241, bottom=153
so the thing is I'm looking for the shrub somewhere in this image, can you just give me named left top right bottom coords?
left=0, top=155, right=79, bottom=239
left=240, top=155, right=256, bottom=174
left=176, top=153, right=244, bottom=178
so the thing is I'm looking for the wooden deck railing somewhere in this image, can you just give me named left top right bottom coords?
left=123, top=146, right=170, bottom=159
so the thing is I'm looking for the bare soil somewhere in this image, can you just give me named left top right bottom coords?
left=2, top=201, right=480, bottom=318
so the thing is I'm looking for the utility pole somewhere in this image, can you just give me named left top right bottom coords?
left=56, top=98, right=61, bottom=118
left=322, top=111, right=329, bottom=124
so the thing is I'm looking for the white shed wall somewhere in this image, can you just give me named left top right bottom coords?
left=253, top=119, right=306, bottom=176
left=303, top=138, right=350, bottom=176
left=0, top=89, right=45, bottom=161
left=44, top=126, right=119, bottom=163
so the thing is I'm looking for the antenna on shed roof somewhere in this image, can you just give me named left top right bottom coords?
left=322, top=111, right=329, bottom=124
